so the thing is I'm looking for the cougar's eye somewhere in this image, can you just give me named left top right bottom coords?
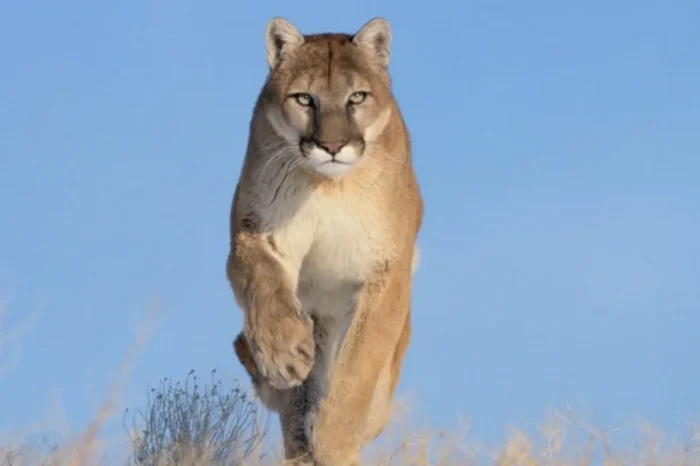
left=348, top=91, right=368, bottom=105
left=293, top=93, right=313, bottom=107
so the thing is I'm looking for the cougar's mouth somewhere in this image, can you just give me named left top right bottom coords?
left=298, top=139, right=364, bottom=177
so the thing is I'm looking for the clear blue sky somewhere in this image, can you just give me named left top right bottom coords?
left=1, top=0, right=699, bottom=457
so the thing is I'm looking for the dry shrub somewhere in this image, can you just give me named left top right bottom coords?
left=123, top=369, right=269, bottom=466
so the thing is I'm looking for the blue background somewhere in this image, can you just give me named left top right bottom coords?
left=1, top=0, right=698, bottom=457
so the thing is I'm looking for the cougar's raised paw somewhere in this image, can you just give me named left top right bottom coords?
left=248, top=312, right=315, bottom=390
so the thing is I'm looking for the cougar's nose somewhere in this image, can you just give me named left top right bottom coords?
left=317, top=140, right=346, bottom=155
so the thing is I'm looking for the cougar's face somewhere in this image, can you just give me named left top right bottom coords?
left=262, top=19, right=394, bottom=178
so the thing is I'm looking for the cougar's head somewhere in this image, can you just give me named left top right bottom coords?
left=259, top=17, right=395, bottom=178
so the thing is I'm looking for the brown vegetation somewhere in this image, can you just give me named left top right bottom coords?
left=2, top=307, right=698, bottom=465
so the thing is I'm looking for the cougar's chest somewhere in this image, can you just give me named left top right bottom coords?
left=305, top=196, right=382, bottom=318
left=314, top=192, right=385, bottom=269
left=279, top=189, right=386, bottom=317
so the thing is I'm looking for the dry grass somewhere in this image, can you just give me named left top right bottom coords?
left=3, top=407, right=700, bottom=466
left=2, top=303, right=699, bottom=465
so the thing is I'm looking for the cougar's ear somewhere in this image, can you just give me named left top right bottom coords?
left=265, top=17, right=304, bottom=69
left=352, top=17, right=392, bottom=67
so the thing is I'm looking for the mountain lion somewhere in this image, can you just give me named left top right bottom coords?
left=227, top=16, right=423, bottom=465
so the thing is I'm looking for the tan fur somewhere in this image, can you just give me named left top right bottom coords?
left=226, top=17, right=423, bottom=466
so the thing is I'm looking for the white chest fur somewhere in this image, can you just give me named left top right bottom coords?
left=260, top=178, right=389, bottom=319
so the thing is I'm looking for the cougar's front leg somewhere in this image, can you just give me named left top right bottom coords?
left=233, top=328, right=316, bottom=465
left=233, top=333, right=288, bottom=413
left=227, top=230, right=314, bottom=391
left=308, top=258, right=413, bottom=466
